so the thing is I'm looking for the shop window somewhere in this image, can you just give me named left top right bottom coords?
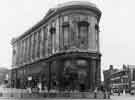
left=78, top=21, right=89, bottom=49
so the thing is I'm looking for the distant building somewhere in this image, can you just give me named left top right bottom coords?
left=127, top=65, right=135, bottom=91
left=103, top=65, right=118, bottom=91
left=0, top=68, right=9, bottom=86
left=103, top=65, right=135, bottom=93
left=11, top=1, right=102, bottom=91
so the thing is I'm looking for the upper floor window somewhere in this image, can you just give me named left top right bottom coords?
left=62, top=22, right=69, bottom=50
left=78, top=21, right=89, bottom=49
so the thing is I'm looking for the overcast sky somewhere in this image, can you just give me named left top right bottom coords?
left=0, top=0, right=135, bottom=70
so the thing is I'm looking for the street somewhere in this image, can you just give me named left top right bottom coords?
left=0, top=94, right=135, bottom=100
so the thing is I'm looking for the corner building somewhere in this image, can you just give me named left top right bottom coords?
left=11, top=1, right=102, bottom=91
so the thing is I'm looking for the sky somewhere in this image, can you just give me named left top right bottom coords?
left=0, top=0, right=135, bottom=70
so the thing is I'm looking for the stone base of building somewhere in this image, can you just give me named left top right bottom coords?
left=0, top=91, right=110, bottom=99
left=11, top=52, right=101, bottom=92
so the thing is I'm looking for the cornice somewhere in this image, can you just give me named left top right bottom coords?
left=12, top=1, right=101, bottom=44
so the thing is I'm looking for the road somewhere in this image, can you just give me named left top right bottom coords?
left=0, top=95, right=135, bottom=100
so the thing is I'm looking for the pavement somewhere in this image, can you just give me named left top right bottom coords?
left=110, top=94, right=135, bottom=100
left=0, top=94, right=135, bottom=100
left=0, top=99, right=110, bottom=100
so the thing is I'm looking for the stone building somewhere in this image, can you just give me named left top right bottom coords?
left=11, top=1, right=102, bottom=91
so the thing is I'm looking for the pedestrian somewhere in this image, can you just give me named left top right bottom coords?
left=94, top=87, right=97, bottom=99
left=111, top=89, right=114, bottom=96
left=118, top=89, right=120, bottom=96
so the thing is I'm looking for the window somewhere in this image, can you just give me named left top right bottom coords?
left=62, top=22, right=69, bottom=50
left=78, top=21, right=89, bottom=49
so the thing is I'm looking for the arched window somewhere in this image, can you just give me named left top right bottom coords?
left=78, top=21, right=89, bottom=49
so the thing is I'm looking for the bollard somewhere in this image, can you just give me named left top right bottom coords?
left=0, top=92, right=2, bottom=97
left=20, top=93, right=23, bottom=98
left=104, top=93, right=106, bottom=99
left=94, top=92, right=97, bottom=99
left=108, top=94, right=110, bottom=99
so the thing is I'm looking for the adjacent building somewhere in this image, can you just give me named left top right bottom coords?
left=0, top=68, right=9, bottom=87
left=11, top=1, right=102, bottom=91
left=103, top=65, right=135, bottom=93
left=128, top=65, right=135, bottom=91
left=103, top=65, right=118, bottom=91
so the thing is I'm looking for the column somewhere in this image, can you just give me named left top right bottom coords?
left=47, top=25, right=51, bottom=56
left=17, top=41, right=21, bottom=65
left=88, top=59, right=91, bottom=90
left=26, top=36, right=29, bottom=63
left=37, top=30, right=41, bottom=58
left=28, top=35, right=31, bottom=62
left=56, top=17, right=60, bottom=52
left=16, top=42, right=19, bottom=65
left=33, top=32, right=36, bottom=60
left=20, top=40, right=23, bottom=64
left=22, top=40, right=25, bottom=64
left=24, top=39, right=27, bottom=64
left=91, top=59, right=96, bottom=90
left=48, top=62, right=52, bottom=91
left=30, top=34, right=34, bottom=62
left=40, top=28, right=44, bottom=58
left=12, top=45, right=15, bottom=66
left=97, top=59, right=101, bottom=86
left=24, top=38, right=27, bottom=63
left=59, top=17, right=63, bottom=51
left=35, top=32, right=38, bottom=60
left=44, top=27, right=48, bottom=57
left=70, top=15, right=75, bottom=48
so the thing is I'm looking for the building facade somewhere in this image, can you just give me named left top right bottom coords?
left=11, top=1, right=101, bottom=91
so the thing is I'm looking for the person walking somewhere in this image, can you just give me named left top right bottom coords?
left=118, top=89, right=120, bottom=96
left=94, top=87, right=98, bottom=98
